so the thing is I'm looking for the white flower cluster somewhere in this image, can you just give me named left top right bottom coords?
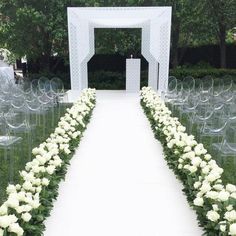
left=141, top=87, right=236, bottom=235
left=0, top=88, right=96, bottom=236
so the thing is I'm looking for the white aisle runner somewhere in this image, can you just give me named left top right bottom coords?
left=44, top=91, right=203, bottom=236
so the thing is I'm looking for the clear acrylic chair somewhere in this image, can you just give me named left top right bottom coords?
left=212, top=117, right=236, bottom=165
left=5, top=107, right=33, bottom=161
left=189, top=102, right=214, bottom=139
left=199, top=106, right=228, bottom=151
left=0, top=117, right=22, bottom=183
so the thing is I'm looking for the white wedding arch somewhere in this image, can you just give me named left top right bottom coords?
left=67, top=7, right=172, bottom=92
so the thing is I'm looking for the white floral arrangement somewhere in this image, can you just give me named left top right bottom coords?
left=0, top=88, right=96, bottom=236
left=141, top=87, right=236, bottom=236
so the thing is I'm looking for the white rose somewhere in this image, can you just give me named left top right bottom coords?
left=30, top=200, right=40, bottom=209
left=176, top=140, right=185, bottom=147
left=42, top=178, right=49, bottom=186
left=23, top=205, right=32, bottom=212
left=167, top=142, right=174, bottom=149
left=31, top=165, right=41, bottom=174
left=204, top=154, right=212, bottom=161
left=32, top=147, right=40, bottom=155
left=6, top=185, right=16, bottom=194
left=16, top=206, right=24, bottom=214
left=225, top=210, right=236, bottom=222
left=177, top=125, right=186, bottom=132
left=46, top=165, right=56, bottom=175
left=212, top=204, right=219, bottom=211
left=194, top=181, right=201, bottom=189
left=213, top=184, right=224, bottom=191
left=8, top=222, right=24, bottom=236
left=218, top=190, right=230, bottom=202
left=202, top=166, right=210, bottom=175
left=178, top=164, right=183, bottom=169
left=184, top=146, right=191, bottom=153
left=7, top=195, right=19, bottom=209
left=0, top=228, right=3, bottom=236
left=206, top=173, right=218, bottom=183
left=23, top=181, right=33, bottom=191
left=15, top=184, right=21, bottom=190
left=206, top=210, right=220, bottom=222
left=226, top=184, right=236, bottom=193
left=64, top=148, right=71, bottom=155
left=32, top=159, right=40, bottom=167
left=36, top=186, right=42, bottom=193
left=200, top=161, right=207, bottom=168
left=191, top=157, right=202, bottom=167
left=0, top=215, right=12, bottom=228
left=220, top=224, right=226, bottom=232
left=189, top=166, right=197, bottom=173
left=227, top=205, right=234, bottom=211
left=36, top=155, right=47, bottom=165
left=21, top=212, right=32, bottom=222
left=0, top=205, right=8, bottom=215
left=17, top=192, right=26, bottom=202
left=200, top=182, right=211, bottom=194
left=25, top=162, right=33, bottom=171
left=206, top=191, right=218, bottom=200
left=230, top=223, right=236, bottom=235
left=193, top=197, right=204, bottom=206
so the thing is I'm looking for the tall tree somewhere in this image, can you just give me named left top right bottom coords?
left=205, top=0, right=236, bottom=68
left=155, top=0, right=211, bottom=68
left=0, top=0, right=86, bottom=72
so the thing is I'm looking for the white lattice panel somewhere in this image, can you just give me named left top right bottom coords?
left=158, top=22, right=171, bottom=93
left=69, top=23, right=80, bottom=89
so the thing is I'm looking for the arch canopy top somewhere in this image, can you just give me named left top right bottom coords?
left=90, top=18, right=148, bottom=28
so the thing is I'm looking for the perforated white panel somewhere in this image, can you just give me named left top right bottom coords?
left=69, top=23, right=80, bottom=89
left=158, top=22, right=171, bottom=93
left=68, top=7, right=172, bottom=92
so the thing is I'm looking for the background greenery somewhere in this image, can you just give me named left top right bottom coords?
left=0, top=0, right=235, bottom=76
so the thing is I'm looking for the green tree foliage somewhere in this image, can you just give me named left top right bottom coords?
left=0, top=0, right=81, bottom=71
left=203, top=0, right=236, bottom=68
left=0, top=0, right=235, bottom=72
left=95, top=28, right=141, bottom=56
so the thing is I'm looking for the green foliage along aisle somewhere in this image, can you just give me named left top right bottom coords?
left=0, top=88, right=96, bottom=236
left=141, top=87, right=236, bottom=236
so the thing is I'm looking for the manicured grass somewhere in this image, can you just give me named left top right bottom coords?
left=0, top=103, right=72, bottom=204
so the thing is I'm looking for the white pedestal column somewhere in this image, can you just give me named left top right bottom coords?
left=126, top=58, right=140, bottom=92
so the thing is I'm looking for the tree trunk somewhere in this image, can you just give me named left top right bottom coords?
left=171, top=20, right=180, bottom=69
left=219, top=26, right=226, bottom=68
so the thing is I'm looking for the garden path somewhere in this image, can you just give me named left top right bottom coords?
left=44, top=91, right=203, bottom=236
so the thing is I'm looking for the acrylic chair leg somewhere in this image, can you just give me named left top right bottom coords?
left=43, top=113, right=46, bottom=138
left=4, top=147, right=7, bottom=162
left=28, top=131, right=32, bottom=161
left=9, top=147, right=14, bottom=183
left=51, top=106, right=55, bottom=128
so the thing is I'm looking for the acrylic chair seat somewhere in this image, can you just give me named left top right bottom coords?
left=0, top=136, right=22, bottom=147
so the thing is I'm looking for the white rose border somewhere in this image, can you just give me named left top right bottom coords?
left=0, top=88, right=96, bottom=236
left=141, top=87, right=236, bottom=236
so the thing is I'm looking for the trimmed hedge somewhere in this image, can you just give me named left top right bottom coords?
left=170, top=68, right=236, bottom=80
left=27, top=68, right=236, bottom=91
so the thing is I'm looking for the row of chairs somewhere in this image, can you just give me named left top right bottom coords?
left=163, top=75, right=236, bottom=163
left=0, top=74, right=66, bottom=184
